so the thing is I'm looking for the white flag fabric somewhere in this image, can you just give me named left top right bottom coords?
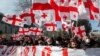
left=32, top=2, right=56, bottom=27
left=59, top=11, right=70, bottom=22
left=2, top=16, right=23, bottom=27
left=33, top=9, right=55, bottom=23
left=91, top=0, right=100, bottom=20
left=69, top=0, right=79, bottom=21
left=78, top=0, right=86, bottom=15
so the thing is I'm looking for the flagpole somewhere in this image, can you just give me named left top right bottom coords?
left=61, top=28, right=63, bottom=38
left=73, top=20, right=78, bottom=38
left=70, top=19, right=78, bottom=39
left=70, top=20, right=74, bottom=38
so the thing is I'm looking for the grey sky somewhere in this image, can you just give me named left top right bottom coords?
left=0, top=0, right=18, bottom=15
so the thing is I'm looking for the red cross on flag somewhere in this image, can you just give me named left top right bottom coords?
left=18, top=28, right=29, bottom=35
left=12, top=34, right=22, bottom=40
left=62, top=22, right=69, bottom=32
left=69, top=0, right=79, bottom=21
left=49, top=0, right=70, bottom=21
left=20, top=9, right=34, bottom=26
left=33, top=9, right=55, bottom=22
left=51, top=0, right=69, bottom=7
left=83, top=0, right=99, bottom=20
left=2, top=15, right=23, bottom=27
left=78, top=0, right=86, bottom=15
left=50, top=0, right=86, bottom=21
left=44, top=22, right=57, bottom=31
left=29, top=27, right=42, bottom=36
left=72, top=26, right=86, bottom=39
left=62, top=20, right=71, bottom=32
left=31, top=1, right=56, bottom=27
left=58, top=11, right=70, bottom=22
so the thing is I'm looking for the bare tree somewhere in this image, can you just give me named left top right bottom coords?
left=15, top=0, right=32, bottom=15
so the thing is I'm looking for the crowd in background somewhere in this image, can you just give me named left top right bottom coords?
left=0, top=34, right=100, bottom=49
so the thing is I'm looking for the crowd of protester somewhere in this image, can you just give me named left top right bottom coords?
left=0, top=34, right=100, bottom=49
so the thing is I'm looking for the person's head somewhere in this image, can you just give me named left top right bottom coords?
left=70, top=41, right=78, bottom=48
left=83, top=36, right=90, bottom=44
left=19, top=40, right=23, bottom=44
left=0, top=37, right=2, bottom=41
left=24, top=35, right=31, bottom=41
left=46, top=37, right=53, bottom=45
left=38, top=35, right=42, bottom=38
left=38, top=40, right=43, bottom=45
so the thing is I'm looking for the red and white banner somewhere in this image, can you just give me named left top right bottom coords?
left=0, top=45, right=100, bottom=56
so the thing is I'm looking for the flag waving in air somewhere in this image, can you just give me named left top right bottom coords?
left=2, top=15, right=23, bottom=27
left=72, top=25, right=86, bottom=39
left=31, top=0, right=56, bottom=27
left=29, top=27, right=42, bottom=35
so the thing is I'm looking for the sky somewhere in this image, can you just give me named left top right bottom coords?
left=0, top=0, right=18, bottom=15
left=0, top=0, right=100, bottom=31
left=90, top=20, right=100, bottom=31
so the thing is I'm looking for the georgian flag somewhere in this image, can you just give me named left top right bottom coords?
left=62, top=22, right=69, bottom=32
left=18, top=28, right=29, bottom=35
left=70, top=11, right=78, bottom=21
left=78, top=0, right=86, bottom=15
left=2, top=15, right=23, bottom=27
left=32, top=3, right=55, bottom=27
left=33, top=9, right=55, bottom=22
left=72, top=26, right=86, bottom=39
left=44, top=22, right=57, bottom=31
left=69, top=0, right=79, bottom=21
left=50, top=0, right=86, bottom=21
left=58, top=11, right=70, bottom=22
left=69, top=0, right=78, bottom=7
left=19, top=9, right=35, bottom=26
left=84, top=0, right=99, bottom=20
left=20, top=13, right=33, bottom=26
left=49, top=0, right=70, bottom=21
left=29, top=27, right=42, bottom=35
left=90, top=0, right=100, bottom=20
left=62, top=20, right=71, bottom=32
